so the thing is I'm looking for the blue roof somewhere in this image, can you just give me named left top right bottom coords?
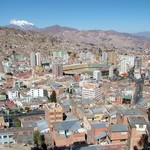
left=94, top=131, right=107, bottom=140
left=128, top=116, right=147, bottom=128
left=109, top=110, right=118, bottom=117
left=81, top=99, right=94, bottom=105
left=36, top=120, right=49, bottom=131
left=65, top=113, right=78, bottom=121
left=119, top=109, right=142, bottom=115
left=110, top=124, right=128, bottom=132
left=91, top=122, right=106, bottom=129
left=91, top=107, right=106, bottom=114
left=79, top=145, right=104, bottom=150
left=47, top=81, right=62, bottom=88
left=53, top=120, right=81, bottom=131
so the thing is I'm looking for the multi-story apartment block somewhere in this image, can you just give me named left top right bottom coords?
left=108, top=51, right=117, bottom=65
left=118, top=55, right=135, bottom=76
left=44, top=103, right=63, bottom=129
left=82, top=83, right=101, bottom=100
left=30, top=52, right=41, bottom=67
left=29, top=88, right=44, bottom=98
left=53, top=50, right=69, bottom=64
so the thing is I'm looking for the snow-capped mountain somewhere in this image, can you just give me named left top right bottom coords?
left=6, top=20, right=37, bottom=30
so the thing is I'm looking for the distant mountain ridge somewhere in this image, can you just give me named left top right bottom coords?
left=2, top=20, right=150, bottom=53
left=134, top=31, right=150, bottom=39
left=4, top=19, right=150, bottom=40
left=6, top=20, right=38, bottom=31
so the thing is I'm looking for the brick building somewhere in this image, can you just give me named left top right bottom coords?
left=128, top=116, right=147, bottom=150
left=89, top=122, right=107, bottom=144
left=52, top=119, right=85, bottom=147
left=44, top=103, right=63, bottom=129
left=108, top=124, right=128, bottom=144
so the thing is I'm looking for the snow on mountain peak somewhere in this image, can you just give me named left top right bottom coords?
left=10, top=20, right=34, bottom=27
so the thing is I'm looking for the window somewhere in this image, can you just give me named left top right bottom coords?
left=4, top=142, right=7, bottom=144
left=139, top=125, right=143, bottom=128
left=56, top=112, right=61, bottom=115
left=9, top=141, right=14, bottom=144
left=3, top=135, right=7, bottom=138
left=9, top=135, right=13, bottom=138
left=50, top=112, right=54, bottom=115
left=50, top=117, right=54, bottom=120
left=56, top=117, right=62, bottom=120
left=120, top=139, right=126, bottom=142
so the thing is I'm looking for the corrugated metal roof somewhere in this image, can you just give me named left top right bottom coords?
left=53, top=119, right=80, bottom=131
left=36, top=120, right=49, bottom=131
left=128, top=116, right=147, bottom=128
left=109, top=110, right=118, bottom=117
left=81, top=99, right=94, bottom=105
left=91, top=122, right=106, bottom=129
left=91, top=107, right=107, bottom=114
left=118, top=109, right=142, bottom=115
left=110, top=124, right=128, bottom=132
left=94, top=131, right=107, bottom=140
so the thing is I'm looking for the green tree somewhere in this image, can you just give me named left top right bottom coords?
left=25, top=107, right=30, bottom=112
left=6, top=72, right=13, bottom=76
left=33, top=131, right=47, bottom=150
left=49, top=90, right=56, bottom=103
left=13, top=117, right=21, bottom=127
left=33, top=130, right=40, bottom=145
left=40, top=134, right=45, bottom=144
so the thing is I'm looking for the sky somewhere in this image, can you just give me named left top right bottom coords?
left=1, top=0, right=150, bottom=33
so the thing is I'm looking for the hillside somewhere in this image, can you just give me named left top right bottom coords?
left=39, top=25, right=150, bottom=51
left=0, top=26, right=150, bottom=63
left=0, top=27, right=100, bottom=60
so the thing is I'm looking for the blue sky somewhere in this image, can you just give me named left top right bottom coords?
left=1, top=0, right=150, bottom=33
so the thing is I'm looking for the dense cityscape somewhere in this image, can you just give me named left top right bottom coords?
left=0, top=45, right=149, bottom=150
left=1, top=0, right=150, bottom=150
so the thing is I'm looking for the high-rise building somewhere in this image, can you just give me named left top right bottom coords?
left=102, top=51, right=108, bottom=63
left=30, top=52, right=41, bottom=66
left=30, top=52, right=36, bottom=67
left=109, top=66, right=114, bottom=78
left=93, top=70, right=102, bottom=80
left=108, top=51, right=117, bottom=65
left=134, top=56, right=142, bottom=79
left=118, top=55, right=135, bottom=75
left=35, top=52, right=41, bottom=66
left=52, top=62, right=63, bottom=78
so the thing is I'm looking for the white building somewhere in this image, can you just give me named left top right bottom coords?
left=102, top=51, right=108, bottom=63
left=82, top=83, right=101, bottom=100
left=35, top=52, right=41, bottom=66
left=7, top=89, right=20, bottom=100
left=30, top=52, right=41, bottom=66
left=29, top=88, right=44, bottom=98
left=118, top=55, right=135, bottom=75
left=109, top=66, right=114, bottom=78
left=93, top=70, right=102, bottom=80
left=30, top=52, right=36, bottom=67
left=53, top=50, right=69, bottom=64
